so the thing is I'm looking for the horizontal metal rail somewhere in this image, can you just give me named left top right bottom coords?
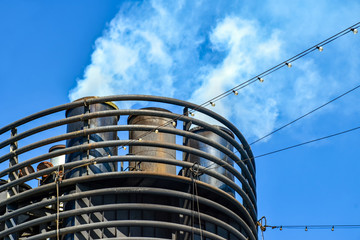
left=0, top=109, right=250, bottom=167
left=0, top=95, right=258, bottom=240
left=0, top=95, right=255, bottom=172
left=0, top=203, right=247, bottom=239
left=0, top=132, right=255, bottom=201
left=26, top=220, right=228, bottom=240
left=0, top=153, right=254, bottom=205
left=0, top=186, right=256, bottom=240
left=0, top=121, right=255, bottom=190
left=0, top=141, right=257, bottom=217
left=0, top=175, right=257, bottom=239
left=0, top=156, right=257, bottom=223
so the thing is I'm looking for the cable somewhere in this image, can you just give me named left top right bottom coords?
left=204, top=124, right=360, bottom=171
left=268, top=224, right=360, bottom=231
left=191, top=21, right=360, bottom=111
left=258, top=216, right=267, bottom=240
left=115, top=21, right=360, bottom=154
left=254, top=125, right=360, bottom=159
left=258, top=217, right=360, bottom=232
left=192, top=163, right=203, bottom=240
left=216, top=81, right=360, bottom=170
left=250, top=82, right=360, bottom=145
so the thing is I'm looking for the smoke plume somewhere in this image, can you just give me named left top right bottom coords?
left=69, top=0, right=359, bottom=140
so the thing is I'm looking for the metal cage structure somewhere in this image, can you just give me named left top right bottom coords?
left=0, top=95, right=257, bottom=240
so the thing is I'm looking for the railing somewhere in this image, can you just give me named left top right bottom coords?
left=0, top=95, right=257, bottom=240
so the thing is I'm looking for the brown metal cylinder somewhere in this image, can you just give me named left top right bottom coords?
left=128, top=107, right=177, bottom=175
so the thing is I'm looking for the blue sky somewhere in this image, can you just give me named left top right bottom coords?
left=0, top=1, right=360, bottom=239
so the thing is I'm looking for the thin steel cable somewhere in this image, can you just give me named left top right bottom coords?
left=25, top=23, right=358, bottom=188
left=268, top=224, right=360, bottom=230
left=10, top=23, right=356, bottom=239
left=193, top=164, right=203, bottom=240
left=250, top=82, right=360, bottom=145
left=255, top=125, right=360, bottom=159
left=204, top=124, right=360, bottom=171
left=196, top=22, right=360, bottom=110
left=115, top=21, right=360, bottom=153
left=258, top=216, right=267, bottom=240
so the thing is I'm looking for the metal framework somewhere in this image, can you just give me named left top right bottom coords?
left=0, top=95, right=257, bottom=240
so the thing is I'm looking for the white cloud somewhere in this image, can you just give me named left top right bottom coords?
left=189, top=16, right=283, bottom=138
left=68, top=0, right=360, bottom=141
left=69, top=1, right=178, bottom=102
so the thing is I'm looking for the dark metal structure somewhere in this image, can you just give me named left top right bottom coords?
left=0, top=95, right=257, bottom=240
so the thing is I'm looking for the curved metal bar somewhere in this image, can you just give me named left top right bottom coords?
left=0, top=95, right=255, bottom=173
left=0, top=154, right=257, bottom=223
left=101, top=238, right=169, bottom=240
left=0, top=123, right=255, bottom=193
left=0, top=203, right=247, bottom=240
left=0, top=186, right=256, bottom=240
left=0, top=95, right=258, bottom=239
left=0, top=109, right=247, bottom=164
left=0, top=141, right=257, bottom=215
left=26, top=220, right=227, bottom=240
left=0, top=134, right=254, bottom=195
left=0, top=154, right=255, bottom=208
left=0, top=154, right=254, bottom=207
left=0, top=146, right=255, bottom=207
left=85, top=95, right=256, bottom=172
left=0, top=174, right=257, bottom=238
left=0, top=109, right=255, bottom=185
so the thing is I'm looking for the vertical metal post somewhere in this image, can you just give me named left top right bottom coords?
left=182, top=107, right=192, bottom=169
left=74, top=183, right=91, bottom=240
left=84, top=100, right=91, bottom=175
left=181, top=174, right=195, bottom=240
left=5, top=128, right=19, bottom=240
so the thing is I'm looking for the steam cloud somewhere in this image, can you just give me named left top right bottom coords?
left=69, top=0, right=358, bottom=140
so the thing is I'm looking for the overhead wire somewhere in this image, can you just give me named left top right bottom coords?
left=189, top=162, right=204, bottom=239
left=112, top=21, right=360, bottom=177
left=266, top=224, right=360, bottom=231
left=204, top=80, right=360, bottom=170
left=190, top=21, right=360, bottom=111
left=256, top=217, right=360, bottom=238
left=114, top=21, right=360, bottom=153
left=102, top=23, right=360, bottom=238
left=204, top=124, right=360, bottom=171
left=254, top=125, right=360, bottom=159
left=250, top=82, right=360, bottom=145
left=1, top=20, right=358, bottom=240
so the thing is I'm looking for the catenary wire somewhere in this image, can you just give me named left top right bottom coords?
left=115, top=21, right=360, bottom=152
left=204, top=124, right=360, bottom=171
left=254, top=125, right=360, bottom=159
left=123, top=64, right=360, bottom=174
left=250, top=81, right=360, bottom=145
left=193, top=21, right=360, bottom=110
left=1, top=21, right=358, bottom=240
left=267, top=224, right=360, bottom=230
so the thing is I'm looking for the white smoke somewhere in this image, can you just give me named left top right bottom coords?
left=189, top=16, right=282, bottom=136
left=69, top=1, right=176, bottom=101
left=69, top=0, right=360, bottom=140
